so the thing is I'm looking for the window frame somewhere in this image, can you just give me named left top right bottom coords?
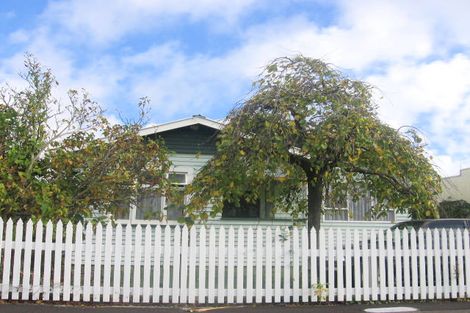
left=116, top=167, right=192, bottom=225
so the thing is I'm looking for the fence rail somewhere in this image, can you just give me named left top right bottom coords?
left=0, top=218, right=469, bottom=303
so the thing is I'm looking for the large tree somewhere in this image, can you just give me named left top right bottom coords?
left=187, top=56, right=441, bottom=230
left=0, top=56, right=173, bottom=222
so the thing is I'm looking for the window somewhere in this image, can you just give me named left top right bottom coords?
left=135, top=190, right=163, bottom=220
left=322, top=194, right=395, bottom=222
left=123, top=171, right=188, bottom=223
left=221, top=185, right=275, bottom=219
left=165, top=172, right=187, bottom=220
left=222, top=198, right=261, bottom=218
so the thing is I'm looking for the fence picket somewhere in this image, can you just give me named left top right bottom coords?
left=162, top=226, right=172, bottom=303
left=274, top=227, right=281, bottom=303
left=236, top=227, right=244, bottom=304
left=394, top=229, right=403, bottom=301
left=449, top=229, right=458, bottom=298
left=11, top=219, right=24, bottom=300
left=292, top=227, right=300, bottom=303
left=21, top=220, right=34, bottom=300
left=180, top=225, right=189, bottom=304
left=152, top=225, right=162, bottom=303
left=310, top=228, right=317, bottom=302
left=52, top=221, right=63, bottom=301
left=62, top=222, right=73, bottom=301
left=188, top=226, right=197, bottom=303
left=433, top=228, right=442, bottom=299
left=198, top=227, right=207, bottom=304
left=0, top=219, right=3, bottom=297
left=218, top=226, right=226, bottom=304
left=112, top=224, right=122, bottom=302
left=336, top=228, right=344, bottom=302
left=73, top=222, right=83, bottom=302
left=402, top=229, right=411, bottom=300
left=386, top=230, right=394, bottom=300
left=207, top=226, right=216, bottom=303
left=283, top=227, right=291, bottom=303
left=266, top=227, right=273, bottom=303
left=369, top=229, right=378, bottom=301
left=464, top=229, right=470, bottom=298
left=362, top=229, right=370, bottom=301
left=93, top=223, right=103, bottom=302
left=1, top=219, right=13, bottom=299
left=418, top=229, right=426, bottom=299
left=32, top=221, right=43, bottom=301
left=247, top=227, right=254, bottom=303
left=327, top=228, right=334, bottom=302
left=441, top=229, right=450, bottom=299
left=344, top=229, right=354, bottom=301
left=426, top=229, right=435, bottom=299
left=83, top=223, right=93, bottom=302
left=172, top=226, right=181, bottom=304
left=208, top=226, right=216, bottom=304
left=456, top=230, right=465, bottom=298
left=131, top=226, right=143, bottom=301
left=410, top=229, right=419, bottom=300
left=256, top=227, right=263, bottom=303
left=378, top=230, right=386, bottom=301
left=133, top=225, right=142, bottom=303
left=42, top=221, right=54, bottom=301
left=142, top=225, right=152, bottom=303
left=103, top=223, right=113, bottom=302
left=227, top=227, right=235, bottom=304
left=122, top=224, right=133, bottom=303
left=318, top=228, right=326, bottom=302
left=301, top=227, right=308, bottom=303
left=353, top=229, right=361, bottom=301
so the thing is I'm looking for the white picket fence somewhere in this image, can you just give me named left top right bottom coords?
left=0, top=218, right=470, bottom=303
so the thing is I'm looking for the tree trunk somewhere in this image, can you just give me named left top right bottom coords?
left=307, top=176, right=323, bottom=232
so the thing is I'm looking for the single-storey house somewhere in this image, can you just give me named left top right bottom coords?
left=115, top=115, right=408, bottom=229
left=439, top=167, right=470, bottom=203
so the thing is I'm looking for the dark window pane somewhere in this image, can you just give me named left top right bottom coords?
left=222, top=198, right=260, bottom=218
left=169, top=173, right=186, bottom=184
left=136, top=191, right=162, bottom=220
left=165, top=189, right=185, bottom=220
left=114, top=201, right=130, bottom=219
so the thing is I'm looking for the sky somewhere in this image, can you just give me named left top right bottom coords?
left=0, top=0, right=469, bottom=177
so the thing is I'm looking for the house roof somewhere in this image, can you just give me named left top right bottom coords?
left=139, top=115, right=224, bottom=137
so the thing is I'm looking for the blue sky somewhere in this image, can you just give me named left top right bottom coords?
left=1, top=0, right=470, bottom=176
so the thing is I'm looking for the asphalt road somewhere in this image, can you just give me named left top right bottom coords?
left=0, top=301, right=470, bottom=313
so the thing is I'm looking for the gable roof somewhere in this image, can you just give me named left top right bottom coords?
left=139, top=115, right=224, bottom=136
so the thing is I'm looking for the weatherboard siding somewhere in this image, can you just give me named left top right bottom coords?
left=152, top=125, right=218, bottom=155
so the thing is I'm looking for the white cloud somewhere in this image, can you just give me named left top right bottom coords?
left=2, top=0, right=470, bottom=176
left=42, top=0, right=258, bottom=44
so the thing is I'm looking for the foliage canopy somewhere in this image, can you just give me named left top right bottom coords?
left=0, top=56, right=172, bottom=222
left=439, top=200, right=470, bottom=218
left=187, top=55, right=442, bottom=230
